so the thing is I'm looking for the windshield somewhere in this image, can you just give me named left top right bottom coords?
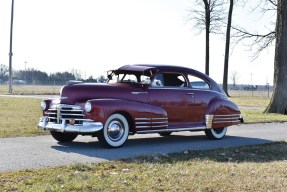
left=107, top=71, right=151, bottom=85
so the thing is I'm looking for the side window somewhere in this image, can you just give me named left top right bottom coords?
left=188, top=75, right=210, bottom=89
left=152, top=73, right=187, bottom=88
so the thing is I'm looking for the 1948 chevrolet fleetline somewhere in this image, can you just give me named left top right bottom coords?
left=38, top=64, right=243, bottom=148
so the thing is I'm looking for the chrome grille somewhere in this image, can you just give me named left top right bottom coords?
left=46, top=105, right=85, bottom=125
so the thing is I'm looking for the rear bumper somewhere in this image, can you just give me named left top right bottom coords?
left=37, top=116, right=103, bottom=133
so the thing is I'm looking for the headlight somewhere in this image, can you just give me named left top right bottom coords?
left=40, top=101, right=47, bottom=111
left=85, top=101, right=92, bottom=113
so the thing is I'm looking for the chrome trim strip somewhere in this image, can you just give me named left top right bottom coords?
left=214, top=117, right=240, bottom=121
left=151, top=125, right=168, bottom=128
left=137, top=126, right=206, bottom=134
left=56, top=106, right=61, bottom=123
left=135, top=117, right=168, bottom=121
left=135, top=122, right=151, bottom=125
left=61, top=109, right=83, bottom=112
left=213, top=120, right=241, bottom=124
left=61, top=114, right=85, bottom=117
left=150, top=121, right=168, bottom=124
left=135, top=118, right=152, bottom=120
left=136, top=125, right=150, bottom=128
left=205, top=115, right=214, bottom=129
left=214, top=114, right=241, bottom=117
left=151, top=118, right=168, bottom=120
left=50, top=104, right=82, bottom=110
left=135, top=121, right=168, bottom=125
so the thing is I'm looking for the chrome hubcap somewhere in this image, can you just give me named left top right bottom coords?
left=107, top=120, right=124, bottom=141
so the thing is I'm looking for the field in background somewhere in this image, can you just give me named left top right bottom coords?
left=0, top=84, right=273, bottom=97
left=0, top=85, right=62, bottom=95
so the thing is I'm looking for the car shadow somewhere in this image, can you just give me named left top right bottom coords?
left=51, top=134, right=273, bottom=162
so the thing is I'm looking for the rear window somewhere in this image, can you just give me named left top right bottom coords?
left=188, top=75, right=210, bottom=89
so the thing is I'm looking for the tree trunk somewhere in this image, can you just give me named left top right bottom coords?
left=204, top=0, right=210, bottom=76
left=265, top=0, right=287, bottom=114
left=205, top=22, right=210, bottom=76
left=222, top=0, right=234, bottom=97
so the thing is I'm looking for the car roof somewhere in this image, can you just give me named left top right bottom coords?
left=119, top=64, right=196, bottom=73
left=118, top=65, right=156, bottom=72
left=116, top=64, right=224, bottom=93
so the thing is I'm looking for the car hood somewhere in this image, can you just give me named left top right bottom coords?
left=60, top=83, right=147, bottom=105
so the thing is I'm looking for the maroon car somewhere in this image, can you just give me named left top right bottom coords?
left=38, top=64, right=243, bottom=148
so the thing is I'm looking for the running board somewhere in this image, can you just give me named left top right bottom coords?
left=137, top=126, right=206, bottom=134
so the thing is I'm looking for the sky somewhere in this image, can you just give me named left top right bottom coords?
left=0, top=0, right=276, bottom=85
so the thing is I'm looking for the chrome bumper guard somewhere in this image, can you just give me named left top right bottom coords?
left=37, top=116, right=103, bottom=133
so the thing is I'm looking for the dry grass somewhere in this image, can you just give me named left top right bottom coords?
left=0, top=97, right=47, bottom=137
left=0, top=142, right=287, bottom=191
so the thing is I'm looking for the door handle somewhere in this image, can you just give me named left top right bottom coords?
left=187, top=93, right=194, bottom=95
left=131, top=92, right=148, bottom=95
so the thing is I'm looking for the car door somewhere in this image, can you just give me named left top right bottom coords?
left=148, top=72, right=195, bottom=128
left=187, top=74, right=216, bottom=122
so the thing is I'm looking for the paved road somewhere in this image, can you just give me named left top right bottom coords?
left=0, top=123, right=286, bottom=172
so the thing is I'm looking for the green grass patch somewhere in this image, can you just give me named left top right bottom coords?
left=242, top=110, right=287, bottom=123
left=0, top=97, right=47, bottom=137
left=1, top=142, right=287, bottom=191
left=230, top=97, right=270, bottom=107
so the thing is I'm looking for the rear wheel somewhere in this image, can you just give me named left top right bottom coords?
left=205, top=128, right=227, bottom=140
left=97, top=114, right=129, bottom=148
left=50, top=131, right=78, bottom=142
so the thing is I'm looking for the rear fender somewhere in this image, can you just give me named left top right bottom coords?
left=206, top=98, right=241, bottom=129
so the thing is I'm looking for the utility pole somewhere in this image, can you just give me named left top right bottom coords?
left=25, top=61, right=27, bottom=83
left=8, top=0, right=14, bottom=94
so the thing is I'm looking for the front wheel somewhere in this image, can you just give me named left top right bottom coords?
left=50, top=131, right=78, bottom=142
left=97, top=114, right=129, bottom=148
left=205, top=128, right=227, bottom=140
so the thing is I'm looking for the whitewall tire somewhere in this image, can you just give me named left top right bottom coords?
left=97, top=114, right=129, bottom=148
left=205, top=127, right=227, bottom=140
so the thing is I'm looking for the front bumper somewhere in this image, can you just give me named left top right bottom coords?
left=37, top=116, right=103, bottom=133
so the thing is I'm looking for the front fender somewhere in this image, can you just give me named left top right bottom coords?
left=85, top=99, right=167, bottom=129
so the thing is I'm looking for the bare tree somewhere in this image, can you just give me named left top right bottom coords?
left=0, top=64, right=9, bottom=80
left=71, top=69, right=82, bottom=80
left=265, top=0, right=287, bottom=114
left=229, top=70, right=240, bottom=88
left=188, top=0, right=225, bottom=75
left=232, top=0, right=277, bottom=59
